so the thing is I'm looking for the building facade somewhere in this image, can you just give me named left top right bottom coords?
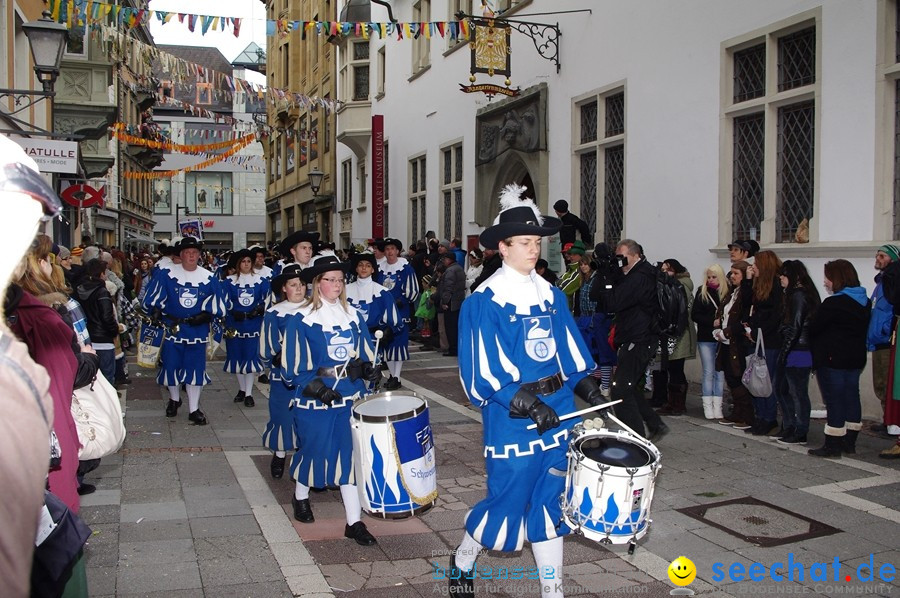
left=151, top=45, right=267, bottom=254
left=265, top=0, right=338, bottom=246
left=336, top=0, right=900, bottom=416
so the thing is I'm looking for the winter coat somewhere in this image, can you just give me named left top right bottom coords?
left=809, top=289, right=871, bottom=370
left=77, top=278, right=120, bottom=344
left=747, top=276, right=784, bottom=349
left=670, top=273, right=696, bottom=361
left=867, top=273, right=895, bottom=350
left=471, top=253, right=502, bottom=292
left=4, top=286, right=81, bottom=512
left=691, top=285, right=723, bottom=343
left=438, top=261, right=466, bottom=311
left=592, top=258, right=658, bottom=347
left=778, top=287, right=816, bottom=365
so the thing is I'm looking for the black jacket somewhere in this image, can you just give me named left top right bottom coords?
left=76, top=279, right=119, bottom=345
left=691, top=287, right=722, bottom=343
left=808, top=293, right=870, bottom=370
left=591, top=258, right=657, bottom=346
left=471, top=253, right=502, bottom=292
left=778, top=287, right=816, bottom=364
left=747, top=277, right=784, bottom=349
left=559, top=212, right=593, bottom=246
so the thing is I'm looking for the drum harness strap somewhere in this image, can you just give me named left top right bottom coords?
left=316, top=367, right=339, bottom=377
left=520, top=372, right=563, bottom=396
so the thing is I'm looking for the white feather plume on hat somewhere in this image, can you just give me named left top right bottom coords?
left=493, top=184, right=544, bottom=225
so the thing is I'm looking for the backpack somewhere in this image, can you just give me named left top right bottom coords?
left=655, top=270, right=689, bottom=338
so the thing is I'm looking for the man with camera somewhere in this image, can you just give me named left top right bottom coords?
left=590, top=239, right=669, bottom=441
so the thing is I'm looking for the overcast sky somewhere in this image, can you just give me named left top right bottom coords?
left=148, top=0, right=267, bottom=85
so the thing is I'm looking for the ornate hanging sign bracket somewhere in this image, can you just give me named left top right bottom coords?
left=456, top=11, right=563, bottom=74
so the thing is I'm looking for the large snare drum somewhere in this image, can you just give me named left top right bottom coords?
left=351, top=391, right=438, bottom=518
left=561, top=426, right=661, bottom=545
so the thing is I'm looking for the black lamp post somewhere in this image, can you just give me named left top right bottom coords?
left=23, top=11, right=68, bottom=95
left=309, top=167, right=324, bottom=197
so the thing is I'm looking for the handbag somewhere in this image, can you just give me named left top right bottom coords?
left=742, top=329, right=773, bottom=397
left=30, top=490, right=92, bottom=598
left=71, top=373, right=126, bottom=460
left=137, top=321, right=164, bottom=368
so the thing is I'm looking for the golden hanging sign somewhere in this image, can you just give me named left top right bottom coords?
left=470, top=18, right=511, bottom=78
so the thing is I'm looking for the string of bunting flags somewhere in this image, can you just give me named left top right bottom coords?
left=122, top=134, right=256, bottom=180
left=48, top=0, right=471, bottom=41
left=110, top=124, right=250, bottom=153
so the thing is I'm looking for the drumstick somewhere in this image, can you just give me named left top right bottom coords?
left=526, top=400, right=622, bottom=430
left=332, top=349, right=358, bottom=390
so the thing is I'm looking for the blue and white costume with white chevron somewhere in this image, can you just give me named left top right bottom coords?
left=141, top=263, right=225, bottom=386
left=260, top=300, right=303, bottom=452
left=376, top=257, right=419, bottom=361
left=459, top=263, right=596, bottom=552
left=283, top=300, right=375, bottom=488
left=346, top=276, right=399, bottom=359
left=222, top=272, right=270, bottom=374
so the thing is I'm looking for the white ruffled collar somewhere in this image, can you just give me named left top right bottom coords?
left=482, top=263, right=555, bottom=314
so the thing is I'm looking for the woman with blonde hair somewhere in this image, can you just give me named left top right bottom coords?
left=282, top=255, right=379, bottom=544
left=713, top=260, right=755, bottom=429
left=691, top=264, right=728, bottom=419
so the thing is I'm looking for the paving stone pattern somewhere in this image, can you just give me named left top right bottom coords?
left=81, top=346, right=900, bottom=597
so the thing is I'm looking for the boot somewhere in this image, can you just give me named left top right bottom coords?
left=701, top=396, right=715, bottom=419
left=649, top=370, right=668, bottom=408
left=808, top=435, right=843, bottom=458
left=842, top=429, right=859, bottom=454
left=448, top=554, right=475, bottom=598
left=711, top=396, right=724, bottom=420
left=657, top=384, right=687, bottom=415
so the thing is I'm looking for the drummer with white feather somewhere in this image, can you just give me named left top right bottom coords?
left=448, top=185, right=610, bottom=598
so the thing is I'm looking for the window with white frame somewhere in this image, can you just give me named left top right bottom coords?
left=409, top=156, right=427, bottom=243
left=491, top=0, right=530, bottom=16
left=377, top=47, right=386, bottom=97
left=341, top=159, right=352, bottom=210
left=724, top=16, right=818, bottom=244
left=412, top=0, right=431, bottom=74
left=343, top=41, right=370, bottom=102
left=441, top=143, right=463, bottom=240
left=575, top=88, right=625, bottom=246
left=448, top=0, right=472, bottom=50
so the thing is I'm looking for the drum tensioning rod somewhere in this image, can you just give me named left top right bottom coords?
left=526, top=400, right=622, bottom=430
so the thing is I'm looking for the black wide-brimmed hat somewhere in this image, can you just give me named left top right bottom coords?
left=278, top=230, right=320, bottom=257
left=271, top=264, right=306, bottom=297
left=227, top=248, right=253, bottom=270
left=479, top=184, right=561, bottom=250
left=178, top=236, right=203, bottom=253
left=248, top=245, right=266, bottom=258
left=350, top=252, right=378, bottom=273
left=299, top=254, right=351, bottom=283
left=376, top=237, right=403, bottom=252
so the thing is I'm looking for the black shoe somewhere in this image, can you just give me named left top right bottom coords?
left=384, top=376, right=401, bottom=390
left=871, top=423, right=887, bottom=433
left=258, top=373, right=269, bottom=384
left=752, top=421, right=778, bottom=436
left=808, top=436, right=842, bottom=458
left=188, top=410, right=208, bottom=426
left=344, top=521, right=377, bottom=546
left=234, top=390, right=246, bottom=403
left=292, top=497, right=314, bottom=523
left=777, top=432, right=807, bottom=445
left=771, top=426, right=792, bottom=440
left=77, top=483, right=96, bottom=496
left=115, top=377, right=132, bottom=386
left=270, top=455, right=286, bottom=479
left=648, top=423, right=670, bottom=442
left=244, top=395, right=255, bottom=408
left=442, top=351, right=458, bottom=357
left=165, top=399, right=181, bottom=418
left=309, top=487, right=328, bottom=493
left=449, top=554, right=475, bottom=598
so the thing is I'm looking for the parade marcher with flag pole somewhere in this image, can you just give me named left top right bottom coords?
left=141, top=236, right=225, bottom=425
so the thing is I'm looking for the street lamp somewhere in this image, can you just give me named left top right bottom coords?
left=309, top=167, right=324, bottom=197
left=175, top=204, right=191, bottom=236
left=22, top=11, right=68, bottom=95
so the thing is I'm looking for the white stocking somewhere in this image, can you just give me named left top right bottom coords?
left=168, top=386, right=180, bottom=402
left=294, top=482, right=310, bottom=500
left=242, top=373, right=256, bottom=395
left=340, top=484, right=362, bottom=526
left=235, top=373, right=245, bottom=394
left=387, top=360, right=402, bottom=378
left=275, top=450, right=286, bottom=458
left=532, top=537, right=564, bottom=597
left=455, top=532, right=482, bottom=572
left=186, top=384, right=202, bottom=412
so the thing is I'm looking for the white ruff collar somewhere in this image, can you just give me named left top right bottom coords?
left=230, top=272, right=263, bottom=287
left=300, top=298, right=357, bottom=330
left=380, top=257, right=409, bottom=274
left=483, top=263, right=555, bottom=314
left=270, top=300, right=304, bottom=316
left=347, top=277, right=385, bottom=303
left=169, top=264, right=214, bottom=286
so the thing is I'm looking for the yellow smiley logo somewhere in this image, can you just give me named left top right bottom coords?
left=667, top=556, right=696, bottom=586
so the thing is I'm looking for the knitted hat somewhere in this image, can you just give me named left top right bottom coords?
left=878, top=244, right=900, bottom=262
left=57, top=246, right=71, bottom=260
left=70, top=246, right=84, bottom=257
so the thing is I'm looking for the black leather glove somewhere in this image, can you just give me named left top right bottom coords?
left=574, top=376, right=605, bottom=407
left=346, top=358, right=378, bottom=382
left=185, top=312, right=212, bottom=326
left=302, top=378, right=342, bottom=406
left=271, top=352, right=282, bottom=368
left=509, top=388, right=560, bottom=435
left=369, top=326, right=394, bottom=346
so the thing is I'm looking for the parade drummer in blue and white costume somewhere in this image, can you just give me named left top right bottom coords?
left=141, top=236, right=226, bottom=425
left=282, top=255, right=380, bottom=546
left=259, top=264, right=306, bottom=479
left=250, top=246, right=273, bottom=280
left=447, top=185, right=610, bottom=598
left=346, top=252, right=399, bottom=365
left=222, top=249, right=270, bottom=408
left=375, top=238, right=419, bottom=390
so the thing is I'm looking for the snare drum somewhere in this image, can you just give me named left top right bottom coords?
left=351, top=391, right=438, bottom=518
left=561, top=426, right=661, bottom=545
